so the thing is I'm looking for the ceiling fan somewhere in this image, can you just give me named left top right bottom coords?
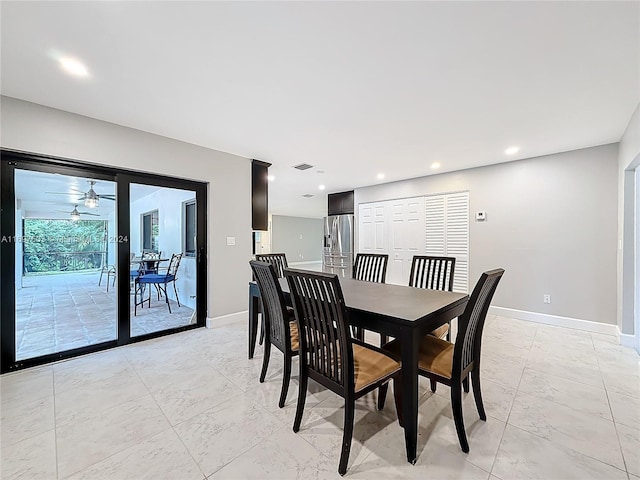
left=54, top=204, right=101, bottom=222
left=46, top=180, right=116, bottom=208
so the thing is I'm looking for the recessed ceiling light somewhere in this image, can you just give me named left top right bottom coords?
left=431, top=162, right=441, bottom=169
left=267, top=175, right=275, bottom=181
left=319, top=185, right=326, bottom=191
left=505, top=146, right=520, bottom=155
left=59, top=57, right=89, bottom=77
left=377, top=173, right=385, bottom=180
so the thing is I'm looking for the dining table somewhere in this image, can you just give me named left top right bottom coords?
left=131, top=256, right=169, bottom=274
left=247, top=273, right=468, bottom=465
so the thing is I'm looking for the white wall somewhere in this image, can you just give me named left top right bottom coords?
left=130, top=187, right=197, bottom=309
left=271, top=215, right=324, bottom=262
left=1, top=96, right=252, bottom=319
left=356, top=144, right=618, bottom=325
left=617, top=103, right=640, bottom=335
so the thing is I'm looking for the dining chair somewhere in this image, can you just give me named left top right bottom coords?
left=352, top=253, right=389, bottom=341
left=352, top=253, right=389, bottom=283
left=255, top=253, right=289, bottom=345
left=98, top=252, right=116, bottom=292
left=134, top=253, right=183, bottom=315
left=379, top=268, right=504, bottom=454
left=255, top=253, right=288, bottom=278
left=285, top=268, right=401, bottom=476
left=249, top=260, right=299, bottom=408
left=410, top=255, right=456, bottom=340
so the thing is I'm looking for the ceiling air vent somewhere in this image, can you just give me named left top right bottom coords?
left=293, top=163, right=314, bottom=171
left=302, top=194, right=314, bottom=198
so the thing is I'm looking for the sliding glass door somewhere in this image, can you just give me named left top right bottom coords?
left=129, top=183, right=199, bottom=337
left=1, top=151, right=207, bottom=373
left=11, top=168, right=118, bottom=361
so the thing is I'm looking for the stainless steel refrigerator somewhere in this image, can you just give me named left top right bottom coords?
left=323, top=214, right=354, bottom=273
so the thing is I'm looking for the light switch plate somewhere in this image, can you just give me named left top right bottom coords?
left=226, top=236, right=236, bottom=246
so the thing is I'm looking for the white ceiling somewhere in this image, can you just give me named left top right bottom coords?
left=14, top=169, right=116, bottom=220
left=2, top=2, right=638, bottom=218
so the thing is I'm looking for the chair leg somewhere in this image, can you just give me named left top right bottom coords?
left=451, top=382, right=469, bottom=453
left=338, top=399, right=355, bottom=476
left=279, top=353, right=292, bottom=408
left=259, top=304, right=265, bottom=346
left=471, top=368, right=486, bottom=421
left=173, top=281, right=181, bottom=307
left=99, top=269, right=104, bottom=286
left=163, top=283, right=172, bottom=314
left=377, top=383, right=388, bottom=410
left=446, top=321, right=452, bottom=341
left=463, top=376, right=470, bottom=393
left=393, top=376, right=404, bottom=427
left=380, top=334, right=389, bottom=347
left=430, top=379, right=437, bottom=393
left=293, top=369, right=308, bottom=433
left=259, top=340, right=271, bottom=383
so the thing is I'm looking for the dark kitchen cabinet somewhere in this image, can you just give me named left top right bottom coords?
left=252, top=159, right=271, bottom=231
left=328, top=190, right=354, bottom=215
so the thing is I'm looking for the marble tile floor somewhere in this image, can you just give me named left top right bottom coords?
left=15, top=272, right=194, bottom=361
left=1, top=314, right=639, bottom=479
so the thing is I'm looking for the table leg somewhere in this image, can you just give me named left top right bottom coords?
left=400, top=329, right=420, bottom=464
left=248, top=284, right=259, bottom=359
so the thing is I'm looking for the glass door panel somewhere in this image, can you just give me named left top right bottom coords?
left=14, top=169, right=117, bottom=360
left=129, top=183, right=197, bottom=337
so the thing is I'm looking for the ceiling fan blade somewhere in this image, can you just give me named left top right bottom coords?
left=98, top=196, right=116, bottom=200
left=79, top=212, right=101, bottom=216
left=46, top=192, right=83, bottom=196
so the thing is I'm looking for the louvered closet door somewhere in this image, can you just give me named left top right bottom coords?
left=425, top=192, right=469, bottom=293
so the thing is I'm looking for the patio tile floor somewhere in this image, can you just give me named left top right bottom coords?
left=15, top=272, right=195, bottom=360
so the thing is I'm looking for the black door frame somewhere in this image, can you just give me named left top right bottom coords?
left=1, top=149, right=208, bottom=373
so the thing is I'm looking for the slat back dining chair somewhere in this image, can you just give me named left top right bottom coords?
left=255, top=253, right=288, bottom=278
left=409, top=255, right=456, bottom=291
left=352, top=253, right=389, bottom=284
left=380, top=268, right=505, bottom=454
left=285, top=268, right=401, bottom=476
left=249, top=261, right=299, bottom=408
left=255, top=253, right=289, bottom=346
left=409, top=255, right=456, bottom=341
left=352, top=253, right=389, bottom=341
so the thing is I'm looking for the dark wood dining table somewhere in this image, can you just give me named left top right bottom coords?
left=247, top=275, right=468, bottom=465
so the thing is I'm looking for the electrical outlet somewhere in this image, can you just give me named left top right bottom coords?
left=543, top=294, right=551, bottom=304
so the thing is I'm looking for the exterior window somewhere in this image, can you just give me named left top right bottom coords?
left=141, top=210, right=159, bottom=253
left=184, top=200, right=196, bottom=257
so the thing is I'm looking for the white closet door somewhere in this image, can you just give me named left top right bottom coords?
left=425, top=195, right=446, bottom=256
left=388, top=197, right=425, bottom=285
left=359, top=203, right=375, bottom=253
left=358, top=201, right=389, bottom=255
left=446, top=192, right=470, bottom=293
left=358, top=193, right=467, bottom=291
left=425, top=192, right=469, bottom=293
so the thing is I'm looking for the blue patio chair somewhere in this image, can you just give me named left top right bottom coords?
left=134, top=253, right=183, bottom=315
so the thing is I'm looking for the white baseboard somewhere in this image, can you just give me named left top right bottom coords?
left=617, top=328, right=637, bottom=348
left=488, top=306, right=618, bottom=336
left=206, top=311, right=246, bottom=329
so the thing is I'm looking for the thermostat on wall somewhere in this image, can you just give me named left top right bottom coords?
left=475, top=211, right=487, bottom=221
